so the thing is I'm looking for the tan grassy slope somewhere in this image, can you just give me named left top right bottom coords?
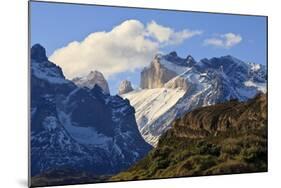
left=111, top=94, right=267, bottom=180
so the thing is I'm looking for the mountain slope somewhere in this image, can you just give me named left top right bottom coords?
left=30, top=44, right=151, bottom=186
left=122, top=88, right=186, bottom=145
left=111, top=94, right=267, bottom=180
left=123, top=52, right=267, bottom=146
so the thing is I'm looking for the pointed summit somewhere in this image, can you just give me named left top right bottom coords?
left=31, top=44, right=48, bottom=62
left=72, top=70, right=110, bottom=94
left=118, top=80, right=134, bottom=95
left=87, top=70, right=104, bottom=80
left=30, top=44, right=67, bottom=84
left=186, top=55, right=194, bottom=61
left=186, top=55, right=196, bottom=66
left=169, top=51, right=178, bottom=57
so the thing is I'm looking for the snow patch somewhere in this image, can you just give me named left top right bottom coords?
left=57, top=111, right=112, bottom=146
left=122, top=88, right=185, bottom=132
left=249, top=63, right=261, bottom=71
left=159, top=58, right=189, bottom=75
left=31, top=60, right=68, bottom=84
left=244, top=80, right=267, bottom=93
left=42, top=116, right=58, bottom=131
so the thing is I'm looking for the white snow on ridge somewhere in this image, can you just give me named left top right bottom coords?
left=31, top=60, right=68, bottom=84
left=248, top=62, right=261, bottom=71
left=123, top=54, right=267, bottom=147
left=57, top=111, right=112, bottom=146
left=72, top=70, right=110, bottom=94
left=244, top=80, right=267, bottom=93
left=122, top=88, right=185, bottom=133
left=159, top=58, right=189, bottom=75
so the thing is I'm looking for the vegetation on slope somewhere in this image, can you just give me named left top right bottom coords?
left=111, top=94, right=267, bottom=180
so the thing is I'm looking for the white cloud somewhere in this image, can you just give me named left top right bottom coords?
left=146, top=21, right=202, bottom=45
left=223, top=33, right=242, bottom=47
left=50, top=19, right=202, bottom=79
left=146, top=21, right=172, bottom=43
left=204, top=33, right=242, bottom=48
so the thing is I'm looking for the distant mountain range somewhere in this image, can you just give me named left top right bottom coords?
left=30, top=43, right=267, bottom=186
left=112, top=93, right=267, bottom=180
left=122, top=51, right=267, bottom=146
left=30, top=44, right=151, bottom=186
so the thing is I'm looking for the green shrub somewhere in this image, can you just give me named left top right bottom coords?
left=197, top=141, right=221, bottom=156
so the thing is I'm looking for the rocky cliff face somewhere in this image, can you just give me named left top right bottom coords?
left=72, top=70, right=110, bottom=94
left=125, top=52, right=267, bottom=146
left=112, top=94, right=267, bottom=180
left=140, top=55, right=178, bottom=89
left=164, top=76, right=189, bottom=90
left=140, top=52, right=198, bottom=89
left=30, top=44, right=152, bottom=187
left=118, top=80, right=133, bottom=95
left=170, top=94, right=267, bottom=139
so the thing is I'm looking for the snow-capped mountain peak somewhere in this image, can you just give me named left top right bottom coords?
left=127, top=52, right=267, bottom=146
left=30, top=44, right=151, bottom=178
left=72, top=70, right=110, bottom=94
left=30, top=44, right=68, bottom=84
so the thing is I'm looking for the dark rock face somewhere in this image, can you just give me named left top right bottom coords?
left=31, top=44, right=48, bottom=62
left=30, top=44, right=152, bottom=186
left=163, top=51, right=188, bottom=66
left=63, top=86, right=114, bottom=136
left=112, top=94, right=267, bottom=180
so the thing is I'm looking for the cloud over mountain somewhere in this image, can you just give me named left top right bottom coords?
left=49, top=19, right=201, bottom=79
left=146, top=21, right=202, bottom=45
left=204, top=33, right=242, bottom=49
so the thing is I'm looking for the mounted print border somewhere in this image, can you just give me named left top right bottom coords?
left=28, top=1, right=268, bottom=187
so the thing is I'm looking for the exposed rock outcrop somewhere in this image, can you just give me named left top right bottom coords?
left=112, top=94, right=267, bottom=180
left=164, top=76, right=189, bottom=90
left=171, top=93, right=267, bottom=138
left=30, top=44, right=152, bottom=187
left=140, top=55, right=178, bottom=89
left=118, top=80, right=133, bottom=95
left=72, top=70, right=110, bottom=94
left=129, top=52, right=267, bottom=146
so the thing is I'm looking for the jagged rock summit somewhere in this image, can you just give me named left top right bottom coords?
left=31, top=43, right=48, bottom=62
left=140, top=55, right=178, bottom=89
left=124, top=51, right=267, bottom=146
left=118, top=80, right=134, bottom=95
left=30, top=44, right=151, bottom=186
left=72, top=70, right=110, bottom=94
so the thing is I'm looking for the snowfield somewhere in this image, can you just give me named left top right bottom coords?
left=122, top=54, right=267, bottom=147
left=122, top=88, right=185, bottom=145
left=122, top=88, right=185, bottom=129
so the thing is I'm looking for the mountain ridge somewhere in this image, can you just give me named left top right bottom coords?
left=123, top=52, right=267, bottom=146
left=112, top=93, right=267, bottom=180
left=30, top=44, right=152, bottom=186
left=72, top=70, right=110, bottom=94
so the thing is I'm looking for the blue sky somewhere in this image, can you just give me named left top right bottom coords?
left=30, top=1, right=267, bottom=94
